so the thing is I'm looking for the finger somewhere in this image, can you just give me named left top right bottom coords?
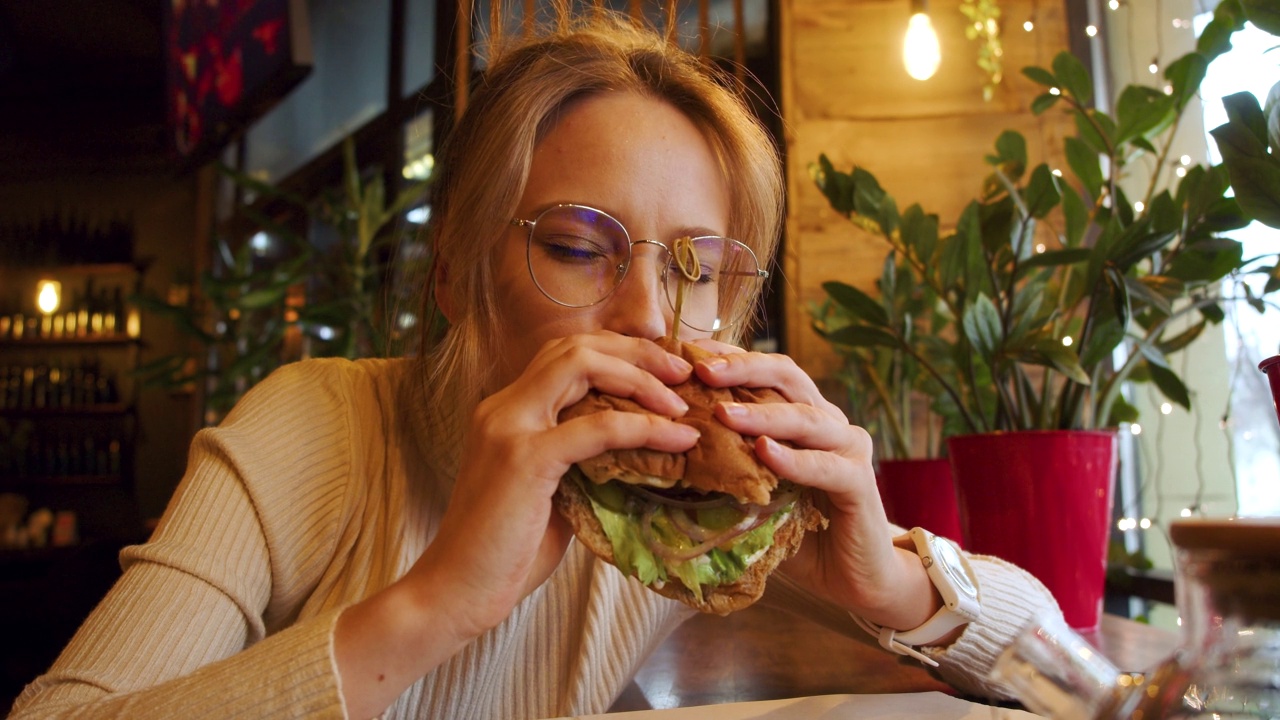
left=532, top=332, right=693, bottom=385
left=716, top=400, right=861, bottom=454
left=694, top=351, right=836, bottom=413
left=551, top=411, right=702, bottom=466
left=514, top=341, right=692, bottom=418
left=755, top=435, right=878, bottom=506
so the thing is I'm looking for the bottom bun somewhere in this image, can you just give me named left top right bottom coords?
left=554, top=474, right=828, bottom=615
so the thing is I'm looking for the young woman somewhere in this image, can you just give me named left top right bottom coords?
left=12, top=13, right=1060, bottom=720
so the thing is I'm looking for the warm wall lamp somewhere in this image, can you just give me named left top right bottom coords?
left=903, top=0, right=942, bottom=81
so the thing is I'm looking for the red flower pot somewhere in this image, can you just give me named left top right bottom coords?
left=947, top=430, right=1117, bottom=632
left=1261, top=355, right=1280, bottom=431
left=877, top=458, right=964, bottom=547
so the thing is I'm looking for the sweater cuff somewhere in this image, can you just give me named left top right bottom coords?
left=922, top=553, right=1062, bottom=699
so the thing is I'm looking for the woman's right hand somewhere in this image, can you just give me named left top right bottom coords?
left=334, top=332, right=699, bottom=718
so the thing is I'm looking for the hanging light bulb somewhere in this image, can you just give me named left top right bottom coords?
left=1148, top=57, right=1160, bottom=74
left=36, top=280, right=61, bottom=315
left=903, top=0, right=942, bottom=81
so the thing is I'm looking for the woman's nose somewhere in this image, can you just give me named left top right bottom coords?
left=601, top=250, right=670, bottom=340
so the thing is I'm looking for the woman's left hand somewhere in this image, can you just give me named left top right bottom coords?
left=688, top=339, right=937, bottom=630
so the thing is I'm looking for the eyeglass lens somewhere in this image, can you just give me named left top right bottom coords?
left=524, top=205, right=760, bottom=332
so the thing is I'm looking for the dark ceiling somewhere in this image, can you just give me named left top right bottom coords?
left=0, top=0, right=171, bottom=182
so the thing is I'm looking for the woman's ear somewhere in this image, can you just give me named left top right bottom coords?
left=432, top=261, right=455, bottom=322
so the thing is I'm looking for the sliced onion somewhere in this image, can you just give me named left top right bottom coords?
left=628, top=485, right=734, bottom=509
left=759, top=489, right=799, bottom=515
left=670, top=507, right=736, bottom=542
left=641, top=503, right=770, bottom=563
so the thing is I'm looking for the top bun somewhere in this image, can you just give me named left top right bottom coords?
left=558, top=337, right=785, bottom=506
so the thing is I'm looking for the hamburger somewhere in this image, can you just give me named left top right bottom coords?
left=554, top=337, right=828, bottom=615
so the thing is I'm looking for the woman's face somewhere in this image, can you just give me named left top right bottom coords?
left=492, top=90, right=732, bottom=387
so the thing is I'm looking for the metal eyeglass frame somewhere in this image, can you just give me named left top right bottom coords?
left=510, top=203, right=768, bottom=332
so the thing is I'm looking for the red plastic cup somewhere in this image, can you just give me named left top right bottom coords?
left=1261, top=355, right=1280, bottom=431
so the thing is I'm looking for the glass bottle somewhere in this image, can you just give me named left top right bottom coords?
left=992, top=518, right=1280, bottom=719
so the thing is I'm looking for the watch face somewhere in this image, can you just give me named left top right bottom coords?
left=932, top=537, right=979, bottom=598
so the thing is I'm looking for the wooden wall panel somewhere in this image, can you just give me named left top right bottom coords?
left=780, top=0, right=1075, bottom=377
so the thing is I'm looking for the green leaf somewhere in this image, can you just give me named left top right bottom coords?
left=1065, top=136, right=1104, bottom=198
left=1115, top=85, right=1175, bottom=144
left=1138, top=342, right=1172, bottom=370
left=1102, top=265, right=1132, bottom=329
left=1130, top=136, right=1158, bottom=156
left=1073, top=110, right=1116, bottom=156
left=1052, top=51, right=1093, bottom=105
left=1156, top=320, right=1206, bottom=355
left=1148, top=191, right=1180, bottom=235
left=957, top=201, right=989, bottom=297
left=1022, top=65, right=1059, bottom=88
left=1200, top=302, right=1226, bottom=324
left=1243, top=0, right=1280, bottom=34
left=879, top=194, right=902, bottom=236
left=234, top=285, right=289, bottom=310
left=852, top=167, right=888, bottom=219
left=1035, top=339, right=1091, bottom=384
left=1114, top=229, right=1177, bottom=270
left=1062, top=184, right=1089, bottom=247
left=1031, top=93, right=1061, bottom=115
left=822, top=281, right=890, bottom=327
left=1017, top=247, right=1092, bottom=275
left=826, top=325, right=901, bottom=349
left=1196, top=0, right=1246, bottom=61
left=962, top=294, right=1003, bottom=361
left=993, top=130, right=1029, bottom=174
left=1124, top=274, right=1173, bottom=316
left=1164, top=52, right=1208, bottom=113
left=1106, top=395, right=1141, bottom=425
left=1148, top=361, right=1192, bottom=410
left=900, top=204, right=940, bottom=267
left=1079, top=315, right=1126, bottom=370
left=1023, top=164, right=1062, bottom=218
left=1211, top=93, right=1280, bottom=229
left=1166, top=238, right=1245, bottom=282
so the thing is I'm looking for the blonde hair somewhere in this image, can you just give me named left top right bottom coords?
left=414, top=11, right=783, bottom=471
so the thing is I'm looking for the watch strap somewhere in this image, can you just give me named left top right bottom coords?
left=851, top=527, right=980, bottom=665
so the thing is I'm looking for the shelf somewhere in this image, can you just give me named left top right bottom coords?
left=0, top=262, right=141, bottom=277
left=0, top=475, right=124, bottom=490
left=0, top=334, right=139, bottom=348
left=0, top=403, right=134, bottom=418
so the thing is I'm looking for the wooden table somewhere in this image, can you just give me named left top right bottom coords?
left=609, top=605, right=1179, bottom=712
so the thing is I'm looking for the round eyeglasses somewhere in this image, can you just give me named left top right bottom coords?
left=510, top=204, right=768, bottom=333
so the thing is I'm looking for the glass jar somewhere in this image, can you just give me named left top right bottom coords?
left=992, top=518, right=1280, bottom=719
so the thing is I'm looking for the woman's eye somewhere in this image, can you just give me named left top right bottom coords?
left=538, top=234, right=611, bottom=263
left=667, top=263, right=717, bottom=285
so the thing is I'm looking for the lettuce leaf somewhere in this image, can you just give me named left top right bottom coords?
left=579, top=476, right=788, bottom=599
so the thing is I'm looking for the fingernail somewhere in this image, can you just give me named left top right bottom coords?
left=721, top=402, right=747, bottom=417
left=671, top=393, right=690, bottom=413
left=678, top=424, right=701, bottom=441
left=669, top=354, right=693, bottom=373
left=702, top=357, right=728, bottom=372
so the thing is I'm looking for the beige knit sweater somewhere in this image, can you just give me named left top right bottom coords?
left=11, top=358, right=1059, bottom=719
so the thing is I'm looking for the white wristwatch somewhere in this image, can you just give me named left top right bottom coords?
left=852, top=527, right=981, bottom=667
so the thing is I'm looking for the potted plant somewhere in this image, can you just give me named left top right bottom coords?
left=810, top=253, right=964, bottom=544
left=810, top=0, right=1279, bottom=630
left=135, top=138, right=431, bottom=423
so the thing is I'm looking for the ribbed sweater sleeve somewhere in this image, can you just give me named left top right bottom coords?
left=11, top=361, right=360, bottom=719
left=763, top=534, right=1061, bottom=699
